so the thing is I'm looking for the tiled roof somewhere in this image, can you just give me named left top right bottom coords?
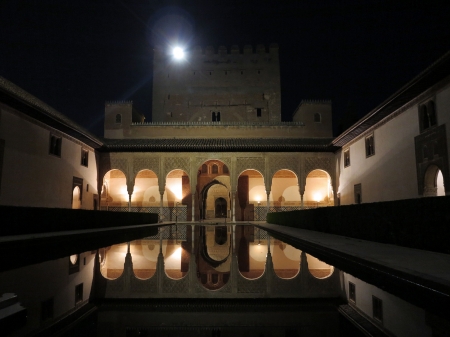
left=102, top=138, right=337, bottom=152
left=333, top=51, right=450, bottom=147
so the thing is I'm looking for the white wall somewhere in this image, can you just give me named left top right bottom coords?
left=343, top=273, right=432, bottom=337
left=0, top=106, right=98, bottom=209
left=337, top=106, right=420, bottom=205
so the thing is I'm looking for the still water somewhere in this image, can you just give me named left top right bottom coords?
left=63, top=224, right=359, bottom=337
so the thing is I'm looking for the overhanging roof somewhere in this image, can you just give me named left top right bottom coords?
left=333, top=51, right=450, bottom=147
left=0, top=76, right=104, bottom=149
left=102, top=137, right=337, bottom=152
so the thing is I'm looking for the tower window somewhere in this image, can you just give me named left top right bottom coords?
left=212, top=111, right=216, bottom=122
left=49, top=134, right=62, bottom=157
left=241, top=71, right=243, bottom=75
left=115, top=114, right=122, bottom=124
left=212, top=164, right=218, bottom=174
left=168, top=94, right=170, bottom=100
left=314, top=113, right=321, bottom=123
left=217, top=111, right=221, bottom=122
left=256, top=108, right=262, bottom=117
left=365, top=134, right=375, bottom=157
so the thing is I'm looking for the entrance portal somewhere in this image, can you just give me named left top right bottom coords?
left=215, top=198, right=227, bottom=218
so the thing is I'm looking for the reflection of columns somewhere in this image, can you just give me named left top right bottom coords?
left=231, top=191, right=235, bottom=222
left=191, top=193, right=195, bottom=222
left=159, top=192, right=164, bottom=221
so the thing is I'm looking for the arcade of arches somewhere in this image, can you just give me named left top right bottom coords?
left=99, top=155, right=336, bottom=221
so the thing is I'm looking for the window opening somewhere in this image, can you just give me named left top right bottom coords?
left=212, top=164, right=219, bottom=174
left=349, top=282, right=356, bottom=303
left=344, top=149, right=350, bottom=167
left=212, top=111, right=216, bottom=122
left=75, top=283, right=83, bottom=304
left=365, top=134, right=375, bottom=157
left=217, top=111, right=221, bottom=122
left=372, top=296, right=383, bottom=322
left=314, top=113, right=321, bottom=123
left=115, top=114, right=122, bottom=124
left=49, top=135, right=62, bottom=157
left=81, top=149, right=89, bottom=167
left=41, top=298, right=54, bottom=322
left=354, top=184, right=362, bottom=204
left=256, top=108, right=262, bottom=117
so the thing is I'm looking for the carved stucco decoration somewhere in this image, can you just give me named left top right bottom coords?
left=304, top=157, right=335, bottom=191
left=236, top=157, right=265, bottom=176
left=130, top=274, right=157, bottom=293
left=133, top=157, right=160, bottom=178
left=268, top=156, right=300, bottom=190
left=164, top=157, right=190, bottom=177
left=195, top=156, right=232, bottom=169
left=163, top=273, right=189, bottom=293
left=100, top=156, right=129, bottom=183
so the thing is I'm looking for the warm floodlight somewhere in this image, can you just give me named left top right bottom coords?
left=172, top=47, right=184, bottom=60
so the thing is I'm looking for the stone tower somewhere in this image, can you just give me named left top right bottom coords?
left=151, top=44, right=281, bottom=123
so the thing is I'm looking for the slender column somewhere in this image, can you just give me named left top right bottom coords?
left=301, top=193, right=304, bottom=209
left=191, top=193, right=195, bottom=222
left=128, top=194, right=132, bottom=212
left=266, top=190, right=270, bottom=217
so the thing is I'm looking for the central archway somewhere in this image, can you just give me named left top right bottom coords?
left=196, top=160, right=230, bottom=220
left=215, top=197, right=227, bottom=218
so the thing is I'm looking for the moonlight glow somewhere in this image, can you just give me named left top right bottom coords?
left=172, top=47, right=185, bottom=60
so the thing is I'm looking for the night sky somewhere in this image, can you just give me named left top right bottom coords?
left=1, top=0, right=449, bottom=137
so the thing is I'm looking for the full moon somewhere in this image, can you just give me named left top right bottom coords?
left=173, top=47, right=184, bottom=60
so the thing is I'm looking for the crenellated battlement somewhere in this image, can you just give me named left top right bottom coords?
left=298, top=99, right=332, bottom=106
left=154, top=43, right=278, bottom=56
left=105, top=100, right=133, bottom=105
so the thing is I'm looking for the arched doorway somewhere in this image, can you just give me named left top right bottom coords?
left=101, top=169, right=127, bottom=210
left=423, top=164, right=445, bottom=196
left=72, top=186, right=81, bottom=209
left=132, top=169, right=159, bottom=209
left=270, top=169, right=301, bottom=210
left=164, top=169, right=191, bottom=221
left=236, top=169, right=265, bottom=221
left=304, top=169, right=334, bottom=207
left=196, top=160, right=230, bottom=220
left=215, top=197, right=227, bottom=218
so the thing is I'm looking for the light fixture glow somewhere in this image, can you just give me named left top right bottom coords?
left=172, top=47, right=185, bottom=60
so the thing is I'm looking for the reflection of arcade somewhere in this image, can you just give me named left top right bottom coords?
left=195, top=226, right=231, bottom=289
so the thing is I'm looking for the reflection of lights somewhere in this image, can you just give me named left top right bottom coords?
left=313, top=193, right=322, bottom=202
left=173, top=47, right=185, bottom=60
left=168, top=246, right=182, bottom=260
